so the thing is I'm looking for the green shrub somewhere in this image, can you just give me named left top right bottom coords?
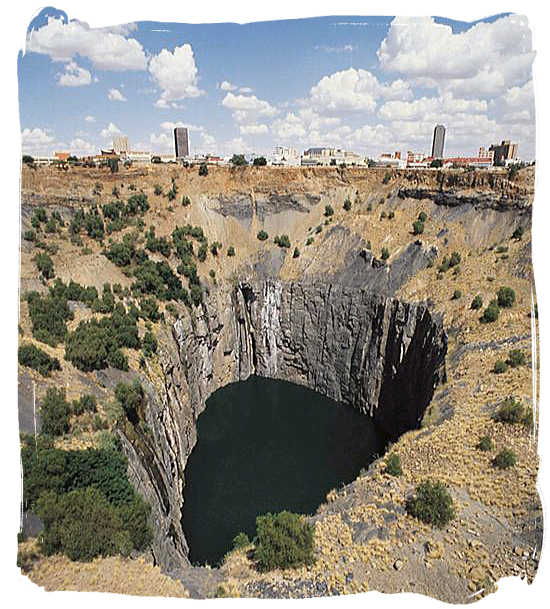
left=405, top=480, right=455, bottom=528
left=451, top=289, right=462, bottom=300
left=306, top=237, right=314, bottom=246
left=385, top=453, right=402, bottom=476
left=492, top=449, right=517, bottom=469
left=25, top=290, right=73, bottom=346
left=343, top=198, right=352, bottom=211
left=315, top=225, right=322, bottom=234
left=34, top=252, right=55, bottom=280
left=41, top=388, right=71, bottom=437
left=512, top=226, right=524, bottom=240
left=72, top=394, right=97, bottom=416
left=497, top=286, right=516, bottom=308
left=471, top=295, right=483, bottom=310
left=153, top=184, right=163, bottom=196
left=254, top=511, right=314, bottom=571
left=253, top=156, right=267, bottom=166
left=449, top=252, right=461, bottom=267
left=412, top=220, right=425, bottom=235
left=227, top=246, right=236, bottom=257
left=324, top=205, right=334, bottom=217
left=381, top=247, right=390, bottom=260
left=274, top=235, right=291, bottom=248
left=257, top=230, right=268, bottom=241
left=477, top=436, right=493, bottom=451
left=139, top=297, right=161, bottom=322
left=142, top=330, right=158, bottom=357
left=380, top=211, right=387, bottom=219
left=18, top=343, right=61, bottom=376
left=198, top=163, right=208, bottom=176
left=480, top=300, right=500, bottom=323
left=506, top=349, right=526, bottom=368
left=210, top=241, right=222, bottom=256
left=418, top=211, right=427, bottom=223
left=293, top=247, right=300, bottom=259
left=493, top=397, right=524, bottom=424
left=388, top=211, right=395, bottom=220
left=181, top=195, right=191, bottom=207
left=493, top=360, right=508, bottom=374
left=115, top=380, right=144, bottom=425
left=232, top=532, right=250, bottom=550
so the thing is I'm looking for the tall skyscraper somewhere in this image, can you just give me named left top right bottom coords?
left=431, top=124, right=446, bottom=158
left=174, top=127, right=190, bottom=159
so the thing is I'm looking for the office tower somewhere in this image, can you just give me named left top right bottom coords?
left=174, top=127, right=190, bottom=158
left=431, top=124, right=446, bottom=158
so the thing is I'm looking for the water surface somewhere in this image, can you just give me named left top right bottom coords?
left=182, top=376, right=387, bottom=565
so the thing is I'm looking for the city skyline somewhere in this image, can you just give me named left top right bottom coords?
left=19, top=9, right=535, bottom=159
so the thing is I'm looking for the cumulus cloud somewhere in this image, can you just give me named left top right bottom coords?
left=100, top=122, right=121, bottom=138
left=21, top=127, right=55, bottom=153
left=271, top=108, right=342, bottom=142
left=377, top=15, right=534, bottom=97
left=379, top=93, right=487, bottom=122
left=57, top=61, right=92, bottom=87
left=308, top=68, right=412, bottom=114
left=69, top=137, right=95, bottom=154
left=149, top=44, right=203, bottom=107
left=84, top=115, right=95, bottom=122
left=159, top=121, right=204, bottom=132
left=108, top=88, right=127, bottom=102
left=26, top=16, right=147, bottom=71
left=220, top=80, right=237, bottom=91
left=239, top=124, right=269, bottom=135
left=222, top=92, right=277, bottom=120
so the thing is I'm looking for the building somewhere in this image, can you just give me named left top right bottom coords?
left=301, top=147, right=366, bottom=166
left=406, top=151, right=430, bottom=168
left=174, top=127, right=190, bottom=159
left=442, top=156, right=494, bottom=169
left=271, top=146, right=300, bottom=166
left=126, top=150, right=151, bottom=163
left=113, top=136, right=129, bottom=155
left=54, top=151, right=70, bottom=162
left=376, top=152, right=406, bottom=169
left=489, top=140, right=519, bottom=165
left=431, top=124, right=446, bottom=158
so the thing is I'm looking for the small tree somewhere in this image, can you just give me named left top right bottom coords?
left=413, top=220, right=425, bottom=235
left=480, top=300, right=499, bottom=323
left=405, top=480, right=455, bottom=528
left=274, top=234, right=291, bottom=248
left=385, top=453, right=402, bottom=476
left=497, top=286, right=516, bottom=308
left=227, top=246, right=236, bottom=257
left=343, top=198, right=352, bottom=211
left=257, top=230, right=269, bottom=241
left=324, top=205, right=334, bottom=217
left=41, top=388, right=71, bottom=437
left=254, top=511, right=314, bottom=571
left=198, top=163, right=208, bottom=177
left=493, top=449, right=517, bottom=469
left=34, top=253, right=55, bottom=280
left=470, top=295, right=483, bottom=310
left=253, top=157, right=267, bottom=166
left=230, top=154, right=248, bottom=166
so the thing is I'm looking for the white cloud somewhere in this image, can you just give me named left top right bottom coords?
left=69, top=137, right=95, bottom=154
left=108, top=88, right=127, bottom=102
left=21, top=127, right=55, bottom=153
left=377, top=15, right=534, bottom=97
left=150, top=132, right=173, bottom=151
left=159, top=121, right=204, bottom=132
left=57, top=61, right=92, bottom=87
left=271, top=109, right=342, bottom=142
left=149, top=44, right=203, bottom=106
left=239, top=87, right=253, bottom=94
left=379, top=93, right=487, bottom=121
left=222, top=92, right=277, bottom=126
left=220, top=80, right=237, bottom=91
left=308, top=68, right=412, bottom=114
left=239, top=124, right=269, bottom=135
left=84, top=115, right=95, bottom=122
left=26, top=16, right=147, bottom=71
left=314, top=44, right=356, bottom=53
left=100, top=122, right=121, bottom=138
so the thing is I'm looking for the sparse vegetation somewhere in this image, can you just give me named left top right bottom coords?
left=405, top=480, right=455, bottom=528
left=477, top=436, right=493, bottom=451
left=274, top=234, right=291, bottom=248
left=343, top=198, right=352, bottom=211
left=493, top=449, right=517, bottom=469
left=497, top=286, right=516, bottom=308
left=493, top=397, right=525, bottom=424
left=413, top=220, right=425, bottom=235
left=254, top=511, right=314, bottom=571
left=34, top=252, right=55, bottom=279
left=385, top=453, right=402, bottom=476
left=451, top=289, right=462, bottom=300
left=471, top=295, right=483, bottom=310
left=506, top=349, right=526, bottom=367
left=324, top=205, right=334, bottom=217
left=493, top=360, right=508, bottom=374
left=257, top=230, right=269, bottom=241
left=480, top=300, right=500, bottom=323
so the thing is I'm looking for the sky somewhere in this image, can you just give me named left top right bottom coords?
left=18, top=7, right=536, bottom=159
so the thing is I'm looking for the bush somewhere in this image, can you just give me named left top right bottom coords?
left=25, top=290, right=73, bottom=346
left=412, top=220, right=425, bottom=235
left=306, top=237, right=314, bottom=246
left=324, top=205, right=334, bottom=217
left=471, top=295, right=483, bottom=310
left=115, top=380, right=144, bottom=425
left=493, top=449, right=517, bottom=469
left=181, top=195, right=191, bottom=207
left=41, top=388, right=71, bottom=437
left=493, top=397, right=524, bottom=424
left=198, top=163, right=208, bottom=176
left=293, top=247, right=300, bottom=259
left=381, top=247, right=390, bottom=260
left=153, top=184, right=163, bottom=196
left=385, top=453, right=402, bottom=476
left=480, top=300, right=500, bottom=323
left=405, top=480, right=455, bottom=528
left=72, top=394, right=97, bottom=416
left=230, top=154, right=248, bottom=166
left=210, top=241, right=222, bottom=256
left=493, top=360, right=508, bottom=374
left=497, top=286, right=516, bottom=308
left=227, top=246, right=236, bottom=257
left=477, top=436, right=493, bottom=451
left=343, top=198, right=352, bottom=211
left=142, top=330, right=158, bottom=357
left=512, top=226, right=524, bottom=240
left=18, top=343, right=61, bottom=376
left=388, top=211, right=395, bottom=220
left=451, top=289, right=462, bottom=300
left=253, top=156, right=267, bottom=166
left=418, top=211, right=427, bottom=223
left=506, top=349, right=526, bottom=368
left=232, top=532, right=250, bottom=550
left=34, top=252, right=55, bottom=280
left=254, top=511, right=314, bottom=571
left=449, top=252, right=461, bottom=267
left=257, top=230, right=269, bottom=241
left=274, top=234, right=291, bottom=248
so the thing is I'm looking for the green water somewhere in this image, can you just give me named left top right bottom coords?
left=182, top=376, right=387, bottom=565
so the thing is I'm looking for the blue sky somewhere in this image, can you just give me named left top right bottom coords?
left=19, top=7, right=535, bottom=159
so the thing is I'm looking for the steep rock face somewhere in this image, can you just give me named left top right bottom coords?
left=122, top=281, right=447, bottom=572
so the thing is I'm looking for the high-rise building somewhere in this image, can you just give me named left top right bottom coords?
left=489, top=140, right=518, bottom=165
left=113, top=135, right=129, bottom=155
left=174, top=127, right=190, bottom=159
left=431, top=124, right=446, bottom=158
